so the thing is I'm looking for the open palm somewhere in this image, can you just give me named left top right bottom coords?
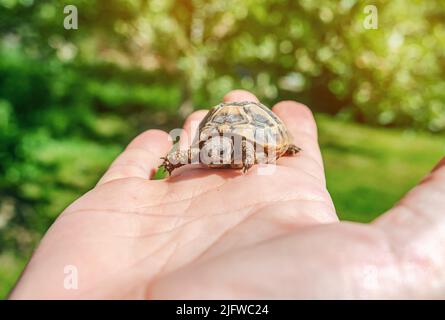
left=11, top=90, right=445, bottom=299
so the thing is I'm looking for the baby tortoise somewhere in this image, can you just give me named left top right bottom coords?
left=161, top=101, right=301, bottom=174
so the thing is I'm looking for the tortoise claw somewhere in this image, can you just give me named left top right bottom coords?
left=284, top=144, right=301, bottom=156
left=241, top=162, right=253, bottom=174
left=160, top=157, right=174, bottom=176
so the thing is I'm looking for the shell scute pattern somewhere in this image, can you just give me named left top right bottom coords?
left=197, top=101, right=293, bottom=156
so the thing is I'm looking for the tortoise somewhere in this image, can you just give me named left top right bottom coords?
left=161, top=101, right=301, bottom=175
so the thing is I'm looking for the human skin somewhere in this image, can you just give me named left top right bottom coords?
left=9, top=90, right=445, bottom=299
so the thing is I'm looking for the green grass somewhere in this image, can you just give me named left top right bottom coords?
left=317, top=114, right=444, bottom=222
left=1, top=115, right=444, bottom=299
left=0, top=253, right=27, bottom=299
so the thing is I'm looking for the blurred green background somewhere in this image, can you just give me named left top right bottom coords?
left=1, top=0, right=444, bottom=298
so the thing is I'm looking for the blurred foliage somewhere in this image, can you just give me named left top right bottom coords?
left=1, top=0, right=445, bottom=297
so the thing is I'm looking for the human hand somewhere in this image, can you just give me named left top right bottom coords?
left=10, top=90, right=445, bottom=299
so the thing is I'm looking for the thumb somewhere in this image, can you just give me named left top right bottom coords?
left=373, top=156, right=445, bottom=297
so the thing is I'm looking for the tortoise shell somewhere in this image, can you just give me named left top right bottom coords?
left=161, top=101, right=300, bottom=174
left=195, top=101, right=293, bottom=157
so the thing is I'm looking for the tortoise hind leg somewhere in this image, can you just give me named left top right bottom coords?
left=284, top=144, right=301, bottom=156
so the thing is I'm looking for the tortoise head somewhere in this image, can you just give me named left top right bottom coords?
left=200, top=135, right=234, bottom=166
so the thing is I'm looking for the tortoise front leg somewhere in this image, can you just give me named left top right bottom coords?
left=284, top=144, right=301, bottom=156
left=161, top=148, right=197, bottom=175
